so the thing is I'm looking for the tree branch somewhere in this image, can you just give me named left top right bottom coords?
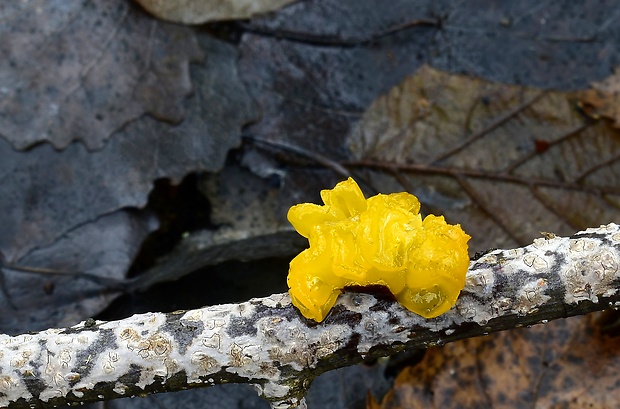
left=2, top=224, right=620, bottom=409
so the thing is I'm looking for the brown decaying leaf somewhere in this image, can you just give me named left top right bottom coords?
left=0, top=0, right=203, bottom=150
left=134, top=0, right=296, bottom=25
left=374, top=314, right=620, bottom=408
left=347, top=65, right=620, bottom=252
left=578, top=67, right=620, bottom=127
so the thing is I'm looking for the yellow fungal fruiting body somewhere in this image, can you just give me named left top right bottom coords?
left=287, top=177, right=471, bottom=322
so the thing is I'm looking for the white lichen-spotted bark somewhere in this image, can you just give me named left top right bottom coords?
left=1, top=224, right=620, bottom=408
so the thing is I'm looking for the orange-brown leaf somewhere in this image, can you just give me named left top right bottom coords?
left=375, top=314, right=620, bottom=408
left=347, top=65, right=620, bottom=252
left=578, top=68, right=620, bottom=127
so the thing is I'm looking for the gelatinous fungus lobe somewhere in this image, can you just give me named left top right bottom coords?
left=287, top=178, right=471, bottom=322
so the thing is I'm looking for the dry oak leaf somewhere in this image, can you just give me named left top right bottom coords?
left=373, top=313, right=620, bottom=408
left=135, top=0, right=296, bottom=25
left=0, top=0, right=202, bottom=150
left=347, top=65, right=620, bottom=252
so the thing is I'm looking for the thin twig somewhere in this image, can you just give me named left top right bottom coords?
left=344, top=159, right=620, bottom=196
left=0, top=263, right=128, bottom=290
left=239, top=18, right=439, bottom=47
left=244, top=135, right=351, bottom=179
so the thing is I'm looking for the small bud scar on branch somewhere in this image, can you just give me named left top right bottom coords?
left=1, top=224, right=620, bottom=409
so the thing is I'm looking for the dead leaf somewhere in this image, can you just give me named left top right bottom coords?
left=0, top=0, right=202, bottom=149
left=0, top=34, right=257, bottom=262
left=578, top=67, right=620, bottom=127
left=242, top=0, right=611, bottom=87
left=135, top=0, right=296, bottom=24
left=374, top=314, right=620, bottom=408
left=0, top=210, right=156, bottom=334
left=347, top=65, right=620, bottom=251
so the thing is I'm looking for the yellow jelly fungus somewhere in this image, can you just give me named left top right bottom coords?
left=287, top=177, right=471, bottom=322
